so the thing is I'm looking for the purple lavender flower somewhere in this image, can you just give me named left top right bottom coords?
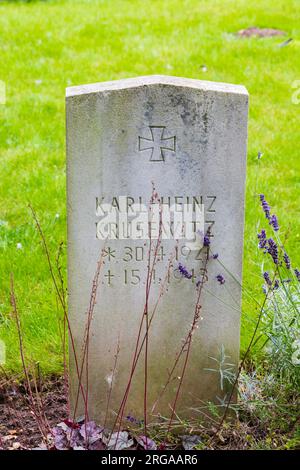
left=203, top=234, right=210, bottom=247
left=283, top=252, right=291, bottom=270
left=216, top=274, right=225, bottom=285
left=263, top=271, right=272, bottom=286
left=212, top=253, right=219, bottom=259
left=294, top=269, right=300, bottom=282
left=267, top=238, right=279, bottom=265
left=273, top=280, right=280, bottom=290
left=257, top=229, right=267, bottom=249
left=260, top=194, right=271, bottom=220
left=126, top=415, right=135, bottom=423
left=269, top=214, right=279, bottom=232
left=178, top=263, right=192, bottom=279
left=126, top=414, right=141, bottom=424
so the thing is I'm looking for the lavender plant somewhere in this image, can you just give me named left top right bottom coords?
left=256, top=194, right=300, bottom=388
left=205, top=345, right=235, bottom=392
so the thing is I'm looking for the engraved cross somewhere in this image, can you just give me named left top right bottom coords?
left=138, top=126, right=176, bottom=162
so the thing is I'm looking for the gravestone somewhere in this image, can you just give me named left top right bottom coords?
left=66, top=75, right=248, bottom=425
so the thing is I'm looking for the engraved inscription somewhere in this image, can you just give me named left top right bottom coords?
left=138, top=126, right=176, bottom=162
left=95, top=195, right=208, bottom=241
left=101, top=239, right=212, bottom=288
left=97, top=194, right=216, bottom=287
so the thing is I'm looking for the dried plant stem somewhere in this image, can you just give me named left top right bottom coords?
left=10, top=274, right=50, bottom=443
left=215, top=267, right=280, bottom=434
left=110, top=249, right=174, bottom=440
left=29, top=204, right=87, bottom=409
left=55, top=242, right=69, bottom=415
left=152, top=248, right=209, bottom=416
left=104, top=334, right=120, bottom=429
left=72, top=250, right=105, bottom=428
left=31, top=370, right=49, bottom=431
left=165, top=248, right=210, bottom=435
left=112, top=190, right=163, bottom=446
left=143, top=231, right=153, bottom=447
left=143, top=198, right=162, bottom=445
left=112, top=236, right=160, bottom=446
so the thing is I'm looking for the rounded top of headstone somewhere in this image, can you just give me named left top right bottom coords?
left=66, top=75, right=248, bottom=99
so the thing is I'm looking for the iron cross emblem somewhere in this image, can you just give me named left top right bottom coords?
left=138, top=126, right=176, bottom=162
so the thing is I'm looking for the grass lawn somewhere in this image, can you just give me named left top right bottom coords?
left=0, top=0, right=299, bottom=374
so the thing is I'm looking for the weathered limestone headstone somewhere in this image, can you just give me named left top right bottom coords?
left=66, top=75, right=248, bottom=425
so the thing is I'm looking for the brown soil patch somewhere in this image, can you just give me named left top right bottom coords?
left=237, top=27, right=285, bottom=38
left=0, top=376, right=67, bottom=450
